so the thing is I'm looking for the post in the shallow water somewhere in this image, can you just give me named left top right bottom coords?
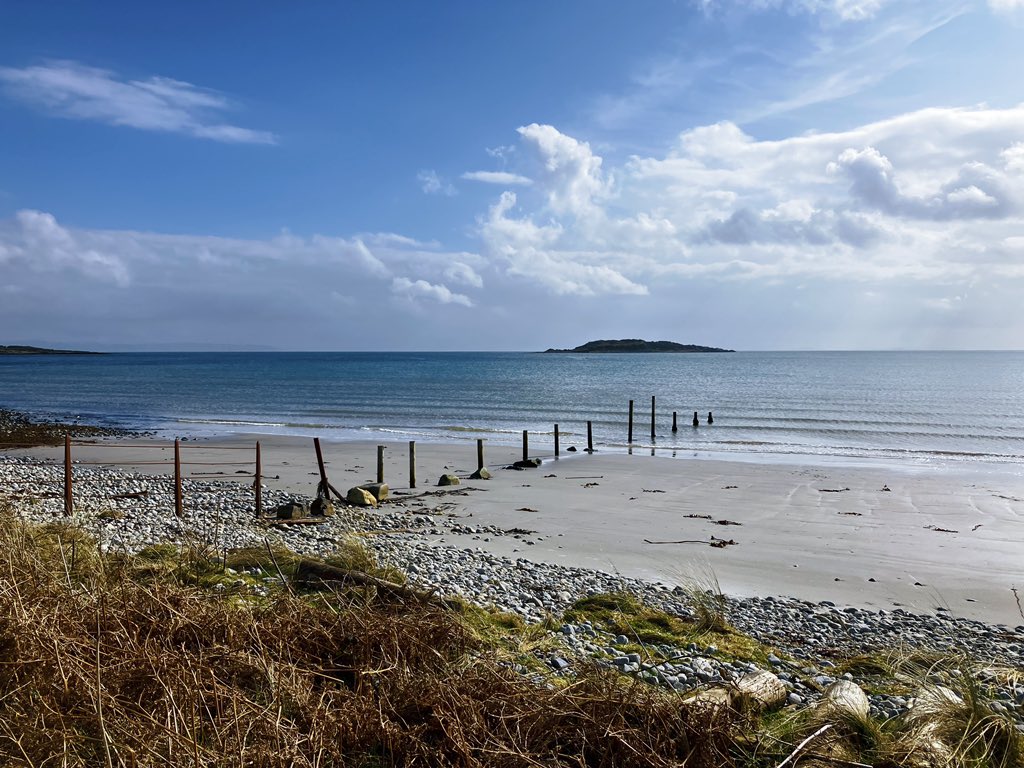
left=693, top=411, right=699, bottom=428
left=708, top=411, right=714, bottom=425
left=672, top=411, right=678, bottom=432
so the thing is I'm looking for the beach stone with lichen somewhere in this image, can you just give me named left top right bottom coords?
left=437, top=474, right=461, bottom=487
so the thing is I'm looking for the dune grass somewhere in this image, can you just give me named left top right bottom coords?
left=0, top=503, right=740, bottom=767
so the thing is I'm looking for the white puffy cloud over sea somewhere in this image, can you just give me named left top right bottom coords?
left=3, top=103, right=1024, bottom=350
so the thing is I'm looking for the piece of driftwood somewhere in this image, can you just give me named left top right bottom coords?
left=775, top=724, right=833, bottom=768
left=643, top=537, right=738, bottom=548
left=108, top=490, right=149, bottom=500
left=294, top=560, right=433, bottom=602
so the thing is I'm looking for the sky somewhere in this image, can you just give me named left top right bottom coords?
left=1, top=1, right=1023, bottom=351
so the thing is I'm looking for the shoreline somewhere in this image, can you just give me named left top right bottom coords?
left=6, top=429, right=1024, bottom=627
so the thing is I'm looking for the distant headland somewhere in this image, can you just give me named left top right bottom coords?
left=0, top=345, right=102, bottom=356
left=543, top=339, right=734, bottom=354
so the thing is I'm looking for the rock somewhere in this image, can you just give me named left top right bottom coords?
left=733, top=670, right=788, bottom=712
left=470, top=467, right=491, bottom=480
left=566, top=446, right=577, bottom=452
left=437, top=474, right=461, bottom=487
left=275, top=500, right=309, bottom=520
left=310, top=497, right=335, bottom=517
left=346, top=487, right=378, bottom=507
left=819, top=680, right=870, bottom=720
left=358, top=482, right=389, bottom=502
left=513, top=458, right=542, bottom=469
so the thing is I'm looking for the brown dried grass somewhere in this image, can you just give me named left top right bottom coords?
left=0, top=505, right=739, bottom=767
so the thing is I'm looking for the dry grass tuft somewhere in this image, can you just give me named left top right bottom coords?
left=0, top=504, right=740, bottom=767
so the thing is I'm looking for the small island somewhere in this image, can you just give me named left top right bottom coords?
left=543, top=339, right=733, bottom=353
left=0, top=345, right=101, bottom=355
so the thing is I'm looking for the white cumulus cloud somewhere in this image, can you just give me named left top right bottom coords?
left=391, top=277, right=473, bottom=306
left=460, top=171, right=533, bottom=186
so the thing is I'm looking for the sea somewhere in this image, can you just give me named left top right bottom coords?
left=2, top=351, right=1023, bottom=469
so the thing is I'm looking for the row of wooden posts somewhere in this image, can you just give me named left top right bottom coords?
left=59, top=397, right=706, bottom=518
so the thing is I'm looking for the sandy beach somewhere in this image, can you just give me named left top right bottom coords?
left=19, top=433, right=1024, bottom=627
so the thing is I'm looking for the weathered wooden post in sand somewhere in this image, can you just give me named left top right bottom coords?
left=254, top=441, right=263, bottom=519
left=651, top=395, right=656, bottom=441
left=522, top=430, right=529, bottom=462
left=409, top=441, right=416, bottom=488
left=587, top=421, right=594, bottom=453
left=477, top=438, right=485, bottom=473
left=554, top=424, right=560, bottom=457
left=174, top=438, right=183, bottom=518
left=312, top=437, right=345, bottom=501
left=377, top=445, right=385, bottom=484
left=63, top=433, right=73, bottom=517
left=628, top=400, right=634, bottom=443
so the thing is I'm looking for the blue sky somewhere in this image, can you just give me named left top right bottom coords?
left=2, top=0, right=1023, bottom=350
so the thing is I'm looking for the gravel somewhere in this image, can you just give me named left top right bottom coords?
left=3, top=453, right=1022, bottom=722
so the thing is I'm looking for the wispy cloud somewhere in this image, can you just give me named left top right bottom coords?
left=0, top=60, right=276, bottom=144
left=460, top=170, right=532, bottom=186
left=417, top=169, right=457, bottom=196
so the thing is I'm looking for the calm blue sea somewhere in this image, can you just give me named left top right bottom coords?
left=2, top=351, right=1023, bottom=466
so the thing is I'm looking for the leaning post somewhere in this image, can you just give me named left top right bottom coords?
left=63, top=433, right=73, bottom=517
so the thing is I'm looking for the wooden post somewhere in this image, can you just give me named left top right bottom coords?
left=651, top=395, right=656, bottom=441
left=477, top=438, right=485, bottom=472
left=409, top=441, right=416, bottom=488
left=377, top=445, right=385, bottom=484
left=628, top=399, right=634, bottom=443
left=314, top=437, right=329, bottom=495
left=522, top=430, right=528, bottom=462
left=587, top=420, right=593, bottom=453
left=63, top=433, right=73, bottom=517
left=554, top=424, right=560, bottom=457
left=174, top=438, right=183, bottom=518
left=672, top=411, right=678, bottom=432
left=254, top=441, right=263, bottom=519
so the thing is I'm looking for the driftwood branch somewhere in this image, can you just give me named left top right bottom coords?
left=776, top=723, right=833, bottom=768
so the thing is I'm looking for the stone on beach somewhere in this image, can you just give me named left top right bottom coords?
left=346, top=486, right=378, bottom=507
left=358, top=482, right=389, bottom=502
left=310, top=497, right=335, bottom=517
left=818, top=679, right=870, bottom=720
left=437, top=474, right=461, bottom=486
left=275, top=500, right=309, bottom=519
left=470, top=468, right=491, bottom=480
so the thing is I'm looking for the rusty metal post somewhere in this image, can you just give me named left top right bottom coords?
left=174, top=438, right=183, bottom=518
left=63, top=433, right=73, bottom=517
left=628, top=400, right=634, bottom=444
left=554, top=424, right=560, bottom=457
left=254, top=441, right=263, bottom=519
left=409, top=441, right=416, bottom=489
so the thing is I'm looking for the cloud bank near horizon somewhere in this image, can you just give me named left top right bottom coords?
left=3, top=102, right=1023, bottom=350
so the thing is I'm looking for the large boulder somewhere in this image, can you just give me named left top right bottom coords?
left=358, top=482, right=389, bottom=502
left=733, top=670, right=787, bottom=712
left=275, top=500, right=309, bottom=520
left=346, top=486, right=378, bottom=507
left=818, top=680, right=870, bottom=720
left=437, top=474, right=461, bottom=487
